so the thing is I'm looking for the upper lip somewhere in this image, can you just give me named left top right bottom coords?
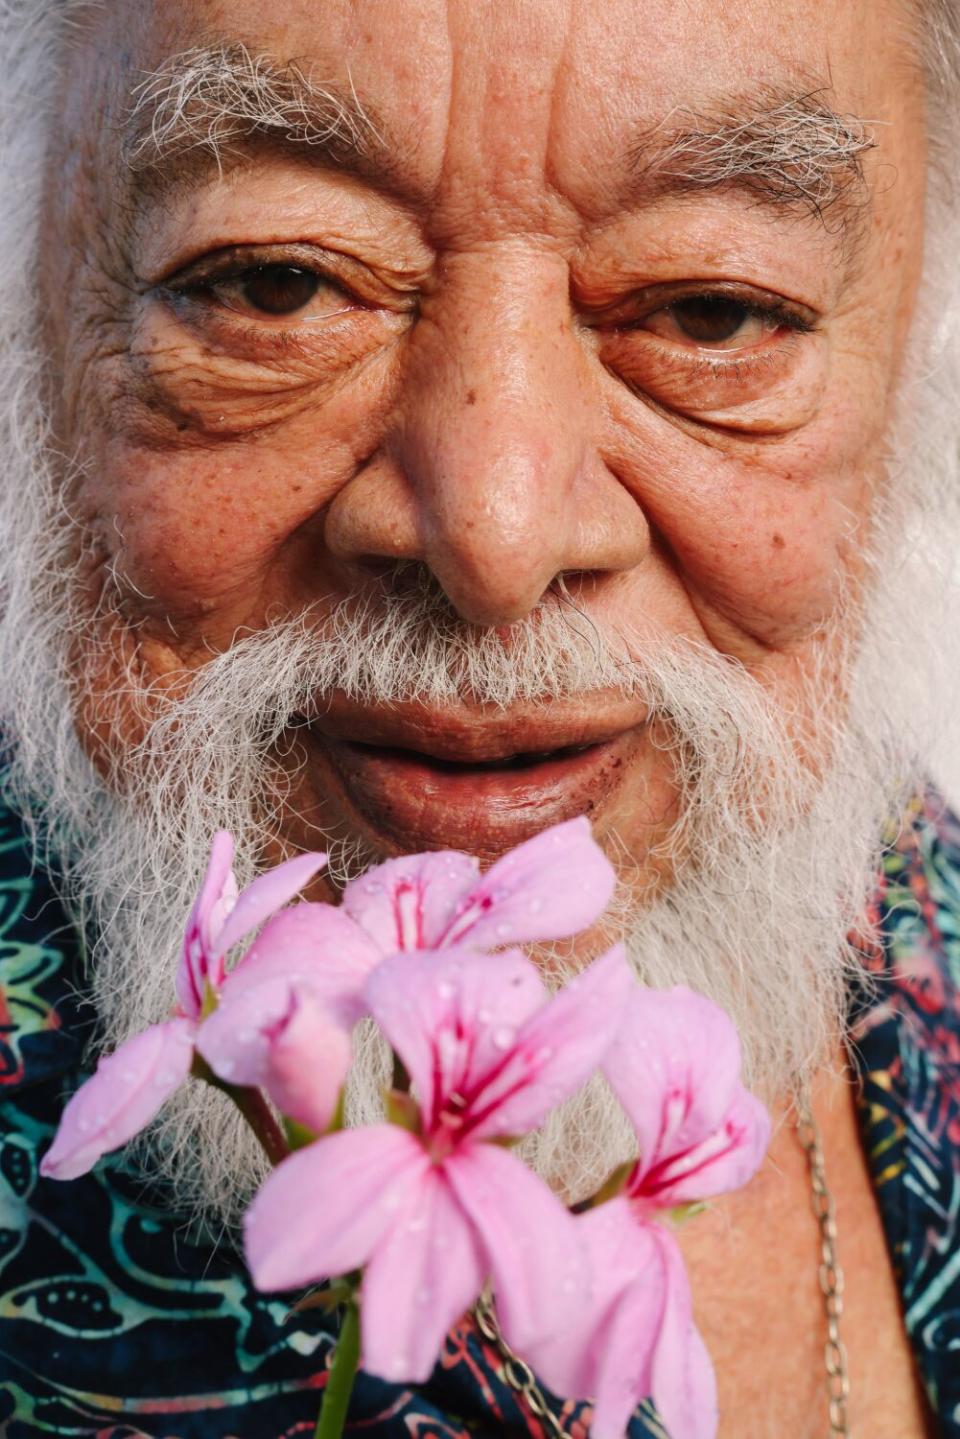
left=298, top=693, right=649, bottom=764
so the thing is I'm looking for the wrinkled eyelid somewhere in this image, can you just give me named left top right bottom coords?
left=751, top=305, right=817, bottom=335
left=662, top=298, right=817, bottom=335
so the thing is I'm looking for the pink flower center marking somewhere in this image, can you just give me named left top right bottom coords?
left=394, top=882, right=425, bottom=950
left=436, top=892, right=495, bottom=947
left=637, top=1120, right=745, bottom=1200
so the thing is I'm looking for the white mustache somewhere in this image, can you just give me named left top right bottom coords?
left=259, top=569, right=642, bottom=712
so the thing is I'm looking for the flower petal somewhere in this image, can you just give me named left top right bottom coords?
left=214, top=850, right=327, bottom=958
left=361, top=1165, right=486, bottom=1383
left=523, top=1197, right=661, bottom=1416
left=603, top=986, right=768, bottom=1199
left=649, top=1227, right=718, bottom=1439
left=444, top=1142, right=584, bottom=1355
left=227, top=903, right=382, bottom=1021
left=343, top=850, right=481, bottom=952
left=40, top=1019, right=195, bottom=1181
left=363, top=948, right=547, bottom=1130
left=244, top=1125, right=429, bottom=1292
left=468, top=945, right=634, bottom=1140
left=436, top=817, right=616, bottom=949
left=649, top=1089, right=772, bottom=1207
left=177, top=830, right=236, bottom=1017
left=525, top=1202, right=717, bottom=1439
left=258, top=990, right=353, bottom=1134
left=196, top=977, right=352, bottom=1133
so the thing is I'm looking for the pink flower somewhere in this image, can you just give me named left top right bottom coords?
left=526, top=987, right=770, bottom=1439
left=603, top=987, right=771, bottom=1216
left=195, top=903, right=383, bottom=1131
left=341, top=816, right=616, bottom=955
left=39, top=1018, right=197, bottom=1182
left=177, top=831, right=329, bottom=1020
left=41, top=834, right=327, bottom=1180
left=244, top=944, right=635, bottom=1384
left=201, top=817, right=619, bottom=1134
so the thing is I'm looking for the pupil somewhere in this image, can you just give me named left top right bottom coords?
left=671, top=296, right=748, bottom=344
left=242, top=265, right=320, bottom=316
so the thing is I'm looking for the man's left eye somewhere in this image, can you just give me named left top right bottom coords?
left=640, top=295, right=779, bottom=350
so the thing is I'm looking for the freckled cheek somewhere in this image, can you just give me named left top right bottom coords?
left=683, top=486, right=847, bottom=632
left=88, top=358, right=400, bottom=618
left=96, top=434, right=361, bottom=618
left=618, top=416, right=878, bottom=641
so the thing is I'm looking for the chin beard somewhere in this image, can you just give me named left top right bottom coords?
left=0, top=566, right=915, bottom=1227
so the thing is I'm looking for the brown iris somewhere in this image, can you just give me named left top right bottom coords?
left=240, top=264, right=322, bottom=316
left=665, top=295, right=757, bottom=345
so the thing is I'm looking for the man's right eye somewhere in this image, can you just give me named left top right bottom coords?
left=232, top=264, right=323, bottom=316
left=172, top=259, right=361, bottom=324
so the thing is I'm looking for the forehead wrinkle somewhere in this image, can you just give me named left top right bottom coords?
left=629, top=86, right=877, bottom=245
left=120, top=41, right=413, bottom=202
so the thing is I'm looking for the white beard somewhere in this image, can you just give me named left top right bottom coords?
left=0, top=563, right=938, bottom=1225
left=1, top=6, right=960, bottom=1231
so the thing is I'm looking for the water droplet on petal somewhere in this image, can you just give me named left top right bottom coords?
left=495, top=923, right=510, bottom=939
left=477, top=1007, right=492, bottom=1023
left=214, top=1059, right=235, bottom=1078
left=529, top=898, right=543, bottom=915
left=437, top=980, right=455, bottom=1000
left=491, top=1025, right=515, bottom=1050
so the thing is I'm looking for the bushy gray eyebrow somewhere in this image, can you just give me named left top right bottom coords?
left=123, top=42, right=382, bottom=178
left=631, top=89, right=876, bottom=231
left=123, top=48, right=874, bottom=248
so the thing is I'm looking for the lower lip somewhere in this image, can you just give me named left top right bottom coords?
left=312, top=730, right=638, bottom=854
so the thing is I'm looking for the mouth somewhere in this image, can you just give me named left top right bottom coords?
left=296, top=697, right=647, bottom=854
left=350, top=738, right=597, bottom=772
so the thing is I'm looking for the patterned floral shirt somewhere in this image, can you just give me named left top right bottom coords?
left=0, top=792, right=958, bottom=1437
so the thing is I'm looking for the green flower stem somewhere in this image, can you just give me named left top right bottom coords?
left=191, top=1055, right=290, bottom=1168
left=315, top=1301, right=361, bottom=1439
left=229, top=1085, right=290, bottom=1167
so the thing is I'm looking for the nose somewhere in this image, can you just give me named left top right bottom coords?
left=324, top=247, right=647, bottom=626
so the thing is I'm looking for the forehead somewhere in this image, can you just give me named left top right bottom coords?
left=74, top=0, right=923, bottom=226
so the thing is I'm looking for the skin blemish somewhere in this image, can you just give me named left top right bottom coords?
left=465, top=390, right=477, bottom=405
left=772, top=533, right=786, bottom=549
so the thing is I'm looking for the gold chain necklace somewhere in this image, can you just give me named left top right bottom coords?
left=474, top=1112, right=851, bottom=1437
left=797, top=1113, right=852, bottom=1436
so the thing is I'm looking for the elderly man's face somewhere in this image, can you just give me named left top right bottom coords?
left=44, top=0, right=925, bottom=882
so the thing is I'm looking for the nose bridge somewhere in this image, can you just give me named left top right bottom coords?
left=394, top=245, right=587, bottom=623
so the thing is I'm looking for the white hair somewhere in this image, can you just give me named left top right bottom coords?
left=0, top=1, right=959, bottom=1225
